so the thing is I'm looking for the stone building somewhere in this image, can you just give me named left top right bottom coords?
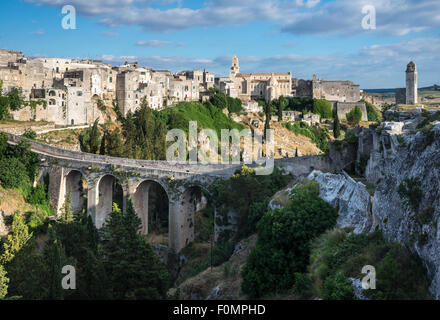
left=168, top=78, right=200, bottom=104
left=293, top=75, right=361, bottom=103
left=0, top=49, right=24, bottom=67
left=396, top=61, right=418, bottom=105
left=116, top=68, right=165, bottom=114
left=176, top=69, right=215, bottom=90
left=216, top=55, right=292, bottom=102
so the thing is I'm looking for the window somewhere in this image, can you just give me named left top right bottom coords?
left=77, top=91, right=83, bottom=96
left=109, top=77, right=113, bottom=83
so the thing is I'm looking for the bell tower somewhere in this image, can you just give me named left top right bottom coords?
left=229, top=55, right=240, bottom=78
left=406, top=61, right=418, bottom=105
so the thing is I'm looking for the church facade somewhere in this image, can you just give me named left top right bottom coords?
left=216, top=55, right=293, bottom=102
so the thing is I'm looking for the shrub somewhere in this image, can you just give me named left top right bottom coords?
left=283, top=121, right=329, bottom=153
left=241, top=183, right=337, bottom=298
left=397, top=178, right=423, bottom=212
left=291, top=273, right=313, bottom=299
left=322, top=273, right=355, bottom=300
left=0, top=265, right=8, bottom=299
left=313, top=99, right=333, bottom=119
left=364, top=101, right=381, bottom=122
left=346, top=106, right=363, bottom=126
left=212, top=240, right=236, bottom=266
left=22, top=129, right=37, bottom=140
left=213, top=166, right=289, bottom=240
left=0, top=157, right=29, bottom=189
left=309, top=229, right=431, bottom=300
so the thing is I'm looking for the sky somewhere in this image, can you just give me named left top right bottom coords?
left=0, top=0, right=439, bottom=89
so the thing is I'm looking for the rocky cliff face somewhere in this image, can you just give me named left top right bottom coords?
left=307, top=170, right=375, bottom=235
left=311, top=118, right=440, bottom=299
left=370, top=124, right=440, bottom=299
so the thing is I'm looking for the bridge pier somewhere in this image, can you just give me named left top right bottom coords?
left=88, top=185, right=98, bottom=225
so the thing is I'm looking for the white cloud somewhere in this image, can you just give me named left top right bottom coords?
left=100, top=36, right=440, bottom=88
left=27, top=0, right=308, bottom=32
left=135, top=40, right=186, bottom=47
left=282, top=0, right=440, bottom=36
left=26, top=0, right=440, bottom=36
left=100, top=31, right=118, bottom=37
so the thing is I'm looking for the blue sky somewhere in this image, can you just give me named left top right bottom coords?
left=0, top=0, right=439, bottom=89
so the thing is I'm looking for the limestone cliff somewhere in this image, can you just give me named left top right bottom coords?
left=369, top=123, right=440, bottom=298
left=310, top=118, right=440, bottom=299
left=307, top=171, right=375, bottom=234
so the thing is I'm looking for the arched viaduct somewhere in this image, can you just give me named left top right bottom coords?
left=3, top=131, right=335, bottom=253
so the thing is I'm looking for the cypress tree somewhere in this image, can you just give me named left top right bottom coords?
left=0, top=212, right=32, bottom=265
left=101, top=201, right=170, bottom=299
left=43, top=225, right=64, bottom=300
left=333, top=110, right=341, bottom=139
left=0, top=265, right=9, bottom=299
left=60, top=192, right=74, bottom=223
left=264, top=103, right=271, bottom=141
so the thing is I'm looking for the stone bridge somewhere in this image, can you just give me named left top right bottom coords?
left=4, top=131, right=335, bottom=253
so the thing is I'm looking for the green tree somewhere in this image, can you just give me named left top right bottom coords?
left=264, top=103, right=271, bottom=141
left=322, top=273, right=355, bottom=300
left=313, top=99, right=333, bottom=119
left=79, top=119, right=102, bottom=154
left=54, top=210, right=111, bottom=299
left=0, top=157, right=29, bottom=189
left=101, top=201, right=170, bottom=299
left=277, top=96, right=288, bottom=121
left=43, top=225, right=65, bottom=300
left=227, top=97, right=243, bottom=114
left=0, top=265, right=9, bottom=299
left=363, top=100, right=381, bottom=122
left=0, top=213, right=33, bottom=265
left=22, top=129, right=37, bottom=140
left=333, top=109, right=341, bottom=139
left=346, top=106, right=363, bottom=126
left=214, top=166, right=290, bottom=240
left=153, top=122, right=167, bottom=160
left=241, top=182, right=337, bottom=298
left=100, top=127, right=124, bottom=157
left=0, top=132, right=7, bottom=155
left=211, top=91, right=228, bottom=110
left=7, top=88, right=25, bottom=111
left=0, top=96, right=9, bottom=120
left=122, top=111, right=137, bottom=158
left=60, top=192, right=74, bottom=223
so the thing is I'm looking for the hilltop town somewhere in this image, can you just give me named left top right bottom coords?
left=0, top=48, right=372, bottom=126
left=2, top=45, right=440, bottom=302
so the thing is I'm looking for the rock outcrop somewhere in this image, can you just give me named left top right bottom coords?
left=369, top=123, right=440, bottom=299
left=307, top=170, right=375, bottom=234
left=312, top=117, right=440, bottom=299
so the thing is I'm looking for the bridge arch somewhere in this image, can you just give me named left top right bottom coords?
left=65, top=169, right=88, bottom=215
left=180, top=185, right=211, bottom=247
left=133, top=180, right=169, bottom=244
left=96, top=174, right=123, bottom=229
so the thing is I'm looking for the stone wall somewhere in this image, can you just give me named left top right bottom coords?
left=335, top=101, right=368, bottom=122
left=396, top=88, right=406, bottom=105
